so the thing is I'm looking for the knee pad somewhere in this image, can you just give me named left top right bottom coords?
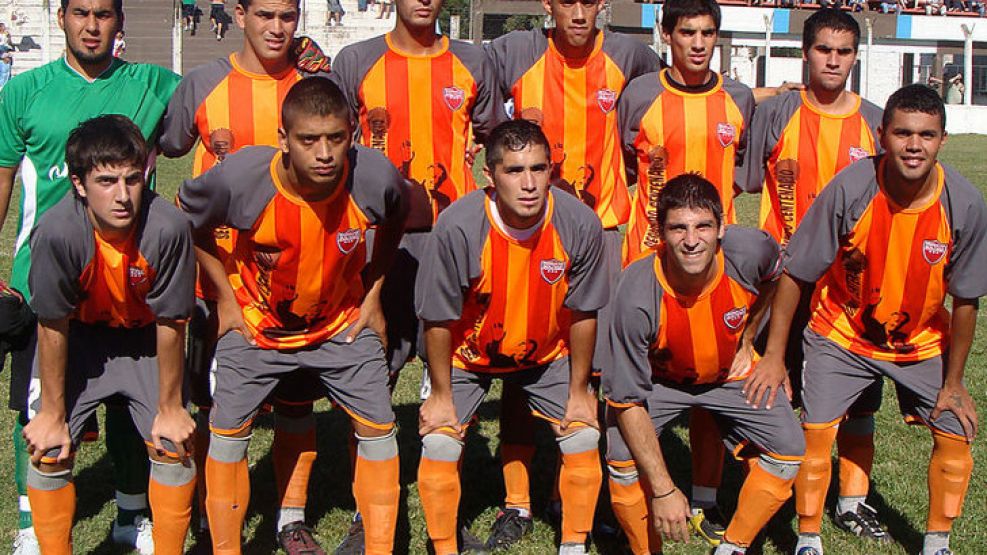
left=151, top=458, right=196, bottom=487
left=421, top=433, right=463, bottom=462
left=841, top=414, right=875, bottom=436
left=758, top=455, right=801, bottom=481
left=208, top=433, right=250, bottom=463
left=607, top=465, right=639, bottom=486
left=356, top=428, right=398, bottom=461
left=27, top=465, right=72, bottom=492
left=557, top=427, right=601, bottom=455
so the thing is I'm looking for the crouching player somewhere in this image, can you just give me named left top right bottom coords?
left=604, top=174, right=805, bottom=555
left=416, top=120, right=607, bottom=555
left=178, top=77, right=406, bottom=554
left=22, top=115, right=197, bottom=554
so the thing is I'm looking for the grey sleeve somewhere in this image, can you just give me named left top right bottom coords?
left=722, top=226, right=784, bottom=292
left=28, top=200, right=92, bottom=320
left=485, top=30, right=544, bottom=98
left=785, top=168, right=863, bottom=283
left=859, top=99, right=885, bottom=155
left=556, top=197, right=610, bottom=312
left=943, top=166, right=987, bottom=299
left=350, top=145, right=407, bottom=225
left=159, top=59, right=230, bottom=157
left=142, top=196, right=196, bottom=320
left=455, top=43, right=506, bottom=144
left=603, top=257, right=659, bottom=406
left=415, top=215, right=473, bottom=323
left=724, top=79, right=756, bottom=186
left=177, top=146, right=276, bottom=231
left=741, top=93, right=793, bottom=193
left=616, top=74, right=661, bottom=188
left=329, top=39, right=386, bottom=122
left=603, top=32, right=662, bottom=81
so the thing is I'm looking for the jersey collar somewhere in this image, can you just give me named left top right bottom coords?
left=653, top=246, right=725, bottom=302
left=60, top=55, right=121, bottom=83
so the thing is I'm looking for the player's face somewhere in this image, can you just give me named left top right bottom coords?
left=73, top=163, right=145, bottom=239
left=279, top=112, right=353, bottom=195
left=662, top=15, right=718, bottom=78
left=878, top=109, right=947, bottom=188
left=659, top=206, right=724, bottom=282
left=58, top=0, right=121, bottom=68
left=485, top=144, right=552, bottom=230
left=543, top=0, right=604, bottom=52
left=396, top=0, right=443, bottom=32
left=804, top=28, right=857, bottom=93
left=236, top=0, right=299, bottom=63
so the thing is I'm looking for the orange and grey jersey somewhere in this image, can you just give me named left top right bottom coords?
left=416, top=189, right=609, bottom=374
left=178, top=145, right=405, bottom=350
left=486, top=29, right=661, bottom=229
left=744, top=90, right=882, bottom=245
left=605, top=227, right=782, bottom=404
left=29, top=192, right=195, bottom=327
left=786, top=156, right=987, bottom=363
left=619, top=69, right=754, bottom=264
left=331, top=34, right=504, bottom=230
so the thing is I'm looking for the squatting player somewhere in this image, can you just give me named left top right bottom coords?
left=0, top=1, right=180, bottom=552
left=757, top=84, right=987, bottom=555
left=604, top=174, right=803, bottom=555
left=21, top=115, right=197, bottom=555
left=743, top=8, right=888, bottom=545
left=178, top=77, right=405, bottom=555
left=415, top=120, right=607, bottom=555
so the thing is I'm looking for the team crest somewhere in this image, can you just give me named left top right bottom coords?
left=128, top=266, right=148, bottom=287
left=443, top=86, right=466, bottom=111
left=922, top=239, right=948, bottom=265
left=722, top=306, right=747, bottom=331
left=540, top=258, right=566, bottom=284
left=596, top=88, right=617, bottom=113
left=716, top=123, right=736, bottom=147
left=336, top=228, right=362, bottom=255
left=848, top=146, right=868, bottom=163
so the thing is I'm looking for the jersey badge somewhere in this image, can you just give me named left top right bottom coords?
left=128, top=266, right=148, bottom=288
left=337, top=228, right=362, bottom=255
left=443, top=86, right=466, bottom=111
left=596, top=88, right=617, bottom=113
left=716, top=123, right=736, bottom=148
left=848, top=146, right=869, bottom=163
left=722, top=306, right=747, bottom=331
left=922, top=239, right=948, bottom=265
left=539, top=258, right=566, bottom=285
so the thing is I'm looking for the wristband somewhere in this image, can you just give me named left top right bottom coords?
left=651, top=487, right=677, bottom=500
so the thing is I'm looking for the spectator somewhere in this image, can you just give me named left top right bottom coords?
left=113, top=30, right=126, bottom=57
left=0, top=23, right=11, bottom=50
left=945, top=74, right=964, bottom=104
left=327, top=0, right=344, bottom=26
left=846, top=0, right=865, bottom=11
left=0, top=50, right=10, bottom=90
left=971, top=0, right=986, bottom=15
left=181, top=0, right=195, bottom=32
left=376, top=0, right=393, bottom=19
left=210, top=0, right=230, bottom=40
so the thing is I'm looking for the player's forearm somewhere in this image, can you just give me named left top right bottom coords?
left=192, top=230, right=236, bottom=305
left=944, top=297, right=978, bottom=388
left=156, top=319, right=187, bottom=410
left=36, top=318, right=70, bottom=418
left=567, top=311, right=597, bottom=392
left=762, top=274, right=804, bottom=359
left=742, top=279, right=777, bottom=347
left=615, top=405, right=676, bottom=493
left=423, top=323, right=454, bottom=398
left=0, top=165, right=18, bottom=236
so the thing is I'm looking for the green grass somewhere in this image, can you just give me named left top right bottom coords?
left=2, top=137, right=987, bottom=554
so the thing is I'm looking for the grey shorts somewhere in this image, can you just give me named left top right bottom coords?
left=210, top=325, right=394, bottom=435
left=591, top=228, right=622, bottom=375
left=605, top=379, right=805, bottom=464
left=801, top=329, right=963, bottom=438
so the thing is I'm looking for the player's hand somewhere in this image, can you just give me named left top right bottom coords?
left=151, top=406, right=196, bottom=462
left=776, top=81, right=805, bottom=95
left=465, top=144, right=482, bottom=167
left=727, top=342, right=755, bottom=380
left=932, top=383, right=978, bottom=441
left=291, top=36, right=331, bottom=74
left=419, top=392, right=461, bottom=436
left=23, top=411, right=72, bottom=465
left=216, top=295, right=254, bottom=344
left=561, top=386, right=599, bottom=431
left=347, top=295, right=387, bottom=351
left=742, top=354, right=791, bottom=410
left=650, top=486, right=691, bottom=543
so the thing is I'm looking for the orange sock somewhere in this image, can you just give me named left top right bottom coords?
left=724, top=457, right=797, bottom=547
left=149, top=469, right=196, bottom=555
left=501, top=443, right=535, bottom=511
left=608, top=473, right=661, bottom=555
left=273, top=424, right=316, bottom=512
left=418, top=457, right=461, bottom=555
left=559, top=448, right=603, bottom=545
left=796, top=425, right=838, bottom=534
left=836, top=428, right=874, bottom=498
left=205, top=454, right=250, bottom=554
left=927, top=432, right=973, bottom=533
left=27, top=480, right=75, bottom=555
left=689, top=409, right=725, bottom=490
left=354, top=453, right=400, bottom=554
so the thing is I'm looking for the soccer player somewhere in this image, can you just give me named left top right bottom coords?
left=415, top=120, right=607, bottom=555
left=159, top=0, right=331, bottom=548
left=604, top=174, right=804, bottom=555
left=0, top=1, right=180, bottom=552
left=178, top=77, right=405, bottom=555
left=756, top=84, right=986, bottom=555
left=616, top=0, right=754, bottom=543
left=743, top=8, right=888, bottom=544
left=21, top=114, right=197, bottom=555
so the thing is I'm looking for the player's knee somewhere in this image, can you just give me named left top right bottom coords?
left=607, top=463, right=640, bottom=486
left=557, top=426, right=600, bottom=454
left=208, top=432, right=250, bottom=463
left=841, top=414, right=875, bottom=436
left=758, top=454, right=801, bottom=481
left=150, top=457, right=196, bottom=486
left=356, top=427, right=398, bottom=461
left=27, top=463, right=72, bottom=491
left=421, top=432, right=463, bottom=462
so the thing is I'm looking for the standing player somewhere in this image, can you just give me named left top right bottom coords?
left=0, top=1, right=180, bottom=552
left=21, top=115, right=197, bottom=555
left=178, top=77, right=405, bottom=555
left=757, top=84, right=986, bottom=555
left=604, top=174, right=803, bottom=555
left=743, top=8, right=888, bottom=544
left=416, top=120, right=607, bottom=555
left=616, top=0, right=754, bottom=543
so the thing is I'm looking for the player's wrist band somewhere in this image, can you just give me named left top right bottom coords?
left=651, top=487, right=677, bottom=500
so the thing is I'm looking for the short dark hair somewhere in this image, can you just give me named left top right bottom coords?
left=484, top=120, right=551, bottom=171
left=802, top=9, right=860, bottom=53
left=65, top=115, right=148, bottom=185
left=239, top=0, right=300, bottom=9
left=660, top=0, right=720, bottom=36
left=882, top=84, right=946, bottom=131
left=657, top=173, right=723, bottom=229
left=61, top=0, right=123, bottom=18
left=281, top=77, right=352, bottom=130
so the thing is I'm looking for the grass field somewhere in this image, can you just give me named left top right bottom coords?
left=1, top=136, right=986, bottom=554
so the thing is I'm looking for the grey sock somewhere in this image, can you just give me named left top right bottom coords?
left=277, top=507, right=305, bottom=532
left=923, top=532, right=949, bottom=555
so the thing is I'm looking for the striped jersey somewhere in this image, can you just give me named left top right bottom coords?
left=786, top=157, right=987, bottom=362
left=618, top=69, right=754, bottom=264
left=744, top=90, right=882, bottom=244
left=604, top=227, right=782, bottom=404
left=487, top=28, right=662, bottom=229
left=178, top=145, right=404, bottom=350
left=416, top=189, right=610, bottom=374
left=331, top=34, right=503, bottom=230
